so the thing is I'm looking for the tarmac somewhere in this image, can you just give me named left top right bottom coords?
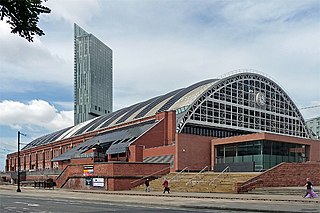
left=0, top=184, right=319, bottom=212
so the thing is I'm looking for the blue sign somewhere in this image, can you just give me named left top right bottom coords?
left=85, top=177, right=93, bottom=186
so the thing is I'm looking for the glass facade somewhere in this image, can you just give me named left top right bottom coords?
left=74, top=24, right=113, bottom=125
left=181, top=124, right=251, bottom=138
left=215, top=140, right=308, bottom=171
left=179, top=73, right=312, bottom=138
left=176, top=72, right=313, bottom=171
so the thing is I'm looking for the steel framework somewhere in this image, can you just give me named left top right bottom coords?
left=178, top=72, right=312, bottom=138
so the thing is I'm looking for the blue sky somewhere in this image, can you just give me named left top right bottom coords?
left=0, top=0, right=319, bottom=171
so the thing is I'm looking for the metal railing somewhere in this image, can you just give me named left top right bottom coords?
left=169, top=167, right=189, bottom=182
left=209, top=166, right=230, bottom=186
left=186, top=165, right=210, bottom=186
left=54, top=165, right=70, bottom=188
left=55, top=165, right=69, bottom=181
left=130, top=166, right=171, bottom=187
left=26, top=168, right=61, bottom=175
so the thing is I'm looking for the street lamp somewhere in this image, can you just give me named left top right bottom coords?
left=17, top=131, right=26, bottom=192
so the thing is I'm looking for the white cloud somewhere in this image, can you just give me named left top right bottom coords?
left=44, top=0, right=101, bottom=27
left=0, top=22, right=72, bottom=92
left=219, top=1, right=318, bottom=29
left=53, top=101, right=74, bottom=110
left=300, top=101, right=320, bottom=120
left=0, top=100, right=73, bottom=132
left=0, top=0, right=319, bottom=136
left=1, top=0, right=319, bottom=171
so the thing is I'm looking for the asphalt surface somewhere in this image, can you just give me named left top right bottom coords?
left=0, top=185, right=319, bottom=213
left=1, top=194, right=241, bottom=213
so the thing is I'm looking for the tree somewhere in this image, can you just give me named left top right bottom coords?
left=0, top=0, right=51, bottom=42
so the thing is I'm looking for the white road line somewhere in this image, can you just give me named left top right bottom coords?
left=14, top=201, right=39, bottom=207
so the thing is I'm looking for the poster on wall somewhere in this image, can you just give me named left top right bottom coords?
left=93, top=178, right=104, bottom=187
left=85, top=177, right=93, bottom=186
left=83, top=165, right=94, bottom=176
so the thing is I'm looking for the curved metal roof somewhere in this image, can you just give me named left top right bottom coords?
left=52, top=119, right=157, bottom=161
left=177, top=71, right=312, bottom=138
left=23, top=79, right=217, bottom=150
left=23, top=71, right=312, bottom=150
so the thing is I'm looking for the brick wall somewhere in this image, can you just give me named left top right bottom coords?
left=71, top=158, right=94, bottom=165
left=155, top=111, right=176, bottom=145
left=133, top=111, right=176, bottom=149
left=6, top=132, right=98, bottom=172
left=143, top=145, right=176, bottom=158
left=133, top=119, right=166, bottom=148
left=26, top=175, right=58, bottom=181
left=176, top=133, right=214, bottom=171
left=6, top=111, right=175, bottom=173
left=129, top=145, right=144, bottom=162
left=55, top=162, right=170, bottom=190
left=237, top=162, right=320, bottom=193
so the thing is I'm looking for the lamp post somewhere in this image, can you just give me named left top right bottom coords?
left=17, top=131, right=26, bottom=192
left=17, top=131, right=21, bottom=192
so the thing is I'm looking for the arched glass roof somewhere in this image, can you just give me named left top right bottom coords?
left=23, top=71, right=312, bottom=151
left=177, top=72, right=312, bottom=138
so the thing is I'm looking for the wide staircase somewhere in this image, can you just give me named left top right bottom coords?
left=133, top=171, right=258, bottom=193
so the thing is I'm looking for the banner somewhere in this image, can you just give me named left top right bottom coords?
left=83, top=165, right=94, bottom=176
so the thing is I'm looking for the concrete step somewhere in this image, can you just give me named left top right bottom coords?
left=132, top=172, right=259, bottom=193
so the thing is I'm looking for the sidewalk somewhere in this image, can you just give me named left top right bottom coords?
left=72, top=187, right=319, bottom=203
left=1, top=184, right=319, bottom=213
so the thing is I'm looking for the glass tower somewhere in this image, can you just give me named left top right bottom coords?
left=74, top=24, right=113, bottom=125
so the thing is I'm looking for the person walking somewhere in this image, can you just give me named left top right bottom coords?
left=145, top=178, right=150, bottom=192
left=162, top=178, right=170, bottom=194
left=304, top=178, right=318, bottom=198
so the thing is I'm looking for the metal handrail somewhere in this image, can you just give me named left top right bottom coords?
left=186, top=165, right=209, bottom=186
left=130, top=166, right=170, bottom=185
left=209, top=166, right=230, bottom=186
left=27, top=168, right=61, bottom=176
left=169, top=167, right=189, bottom=182
left=55, top=165, right=69, bottom=181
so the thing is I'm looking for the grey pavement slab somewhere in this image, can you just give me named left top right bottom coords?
left=0, top=185, right=319, bottom=213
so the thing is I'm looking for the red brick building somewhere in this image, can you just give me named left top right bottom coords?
left=6, top=72, right=320, bottom=184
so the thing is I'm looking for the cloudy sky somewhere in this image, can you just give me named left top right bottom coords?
left=0, top=0, right=319, bottom=171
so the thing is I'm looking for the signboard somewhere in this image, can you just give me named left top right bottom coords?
left=93, top=178, right=104, bottom=187
left=85, top=177, right=93, bottom=186
left=83, top=165, right=94, bottom=176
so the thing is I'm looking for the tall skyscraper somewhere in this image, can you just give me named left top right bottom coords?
left=74, top=24, right=113, bottom=125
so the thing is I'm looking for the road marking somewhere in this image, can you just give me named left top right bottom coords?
left=4, top=207, right=17, bottom=210
left=28, top=203, right=39, bottom=206
left=14, top=201, right=39, bottom=207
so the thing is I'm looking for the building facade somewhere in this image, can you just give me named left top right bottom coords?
left=74, top=24, right=113, bottom=125
left=306, top=116, right=320, bottom=139
left=6, top=72, right=320, bottom=175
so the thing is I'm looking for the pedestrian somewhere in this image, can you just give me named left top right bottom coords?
left=145, top=178, right=150, bottom=192
left=303, top=178, right=318, bottom=198
left=162, top=178, right=170, bottom=194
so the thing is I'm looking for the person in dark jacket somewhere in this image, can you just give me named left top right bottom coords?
left=304, top=178, right=318, bottom=198
left=145, top=178, right=150, bottom=192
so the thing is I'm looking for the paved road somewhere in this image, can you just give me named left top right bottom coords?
left=1, top=193, right=243, bottom=213
left=0, top=185, right=319, bottom=213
